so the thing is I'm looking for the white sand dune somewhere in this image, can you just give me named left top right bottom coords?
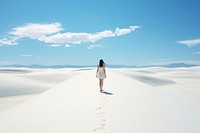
left=0, top=68, right=80, bottom=113
left=0, top=68, right=81, bottom=97
left=114, top=67, right=200, bottom=104
left=0, top=68, right=200, bottom=133
left=0, top=74, right=49, bottom=97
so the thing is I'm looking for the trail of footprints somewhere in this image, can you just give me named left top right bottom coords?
left=93, top=95, right=109, bottom=133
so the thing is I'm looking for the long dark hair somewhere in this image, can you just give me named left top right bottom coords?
left=99, top=59, right=105, bottom=67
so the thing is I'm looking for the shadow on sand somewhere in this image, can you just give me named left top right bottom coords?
left=101, top=91, right=114, bottom=95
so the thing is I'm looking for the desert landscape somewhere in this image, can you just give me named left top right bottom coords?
left=0, top=67, right=200, bottom=133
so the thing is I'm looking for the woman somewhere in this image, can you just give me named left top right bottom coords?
left=96, top=59, right=106, bottom=92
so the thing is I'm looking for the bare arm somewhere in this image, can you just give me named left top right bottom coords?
left=103, top=65, right=106, bottom=77
left=96, top=65, right=99, bottom=77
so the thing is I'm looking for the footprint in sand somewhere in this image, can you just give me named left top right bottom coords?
left=93, top=95, right=109, bottom=133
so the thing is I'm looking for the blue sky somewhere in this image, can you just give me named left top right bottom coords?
left=0, top=0, right=200, bottom=66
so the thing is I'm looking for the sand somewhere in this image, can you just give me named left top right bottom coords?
left=0, top=67, right=199, bottom=133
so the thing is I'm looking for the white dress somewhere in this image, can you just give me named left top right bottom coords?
left=97, top=67, right=106, bottom=79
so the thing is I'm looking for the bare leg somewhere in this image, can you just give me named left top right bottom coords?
left=99, top=79, right=102, bottom=92
left=101, top=79, right=104, bottom=89
left=100, top=79, right=104, bottom=92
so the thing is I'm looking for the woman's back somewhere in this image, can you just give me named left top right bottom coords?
left=96, top=59, right=106, bottom=92
left=97, top=66, right=105, bottom=79
left=98, top=67, right=104, bottom=71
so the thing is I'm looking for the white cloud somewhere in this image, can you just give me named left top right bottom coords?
left=89, top=30, right=115, bottom=42
left=22, top=54, right=42, bottom=58
left=65, top=44, right=71, bottom=47
left=0, top=37, right=18, bottom=45
left=115, top=26, right=141, bottom=36
left=50, top=44, right=60, bottom=47
left=43, top=32, right=92, bottom=44
left=0, top=23, right=63, bottom=46
left=87, top=44, right=102, bottom=49
left=177, top=38, right=200, bottom=47
left=193, top=51, right=200, bottom=55
left=40, top=30, right=115, bottom=44
left=0, top=23, right=141, bottom=47
left=129, top=26, right=142, bottom=31
left=22, top=54, right=33, bottom=57
left=115, top=28, right=131, bottom=36
left=9, top=23, right=63, bottom=39
left=50, top=43, right=70, bottom=47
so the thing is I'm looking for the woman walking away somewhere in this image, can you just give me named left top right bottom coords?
left=96, top=59, right=106, bottom=92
